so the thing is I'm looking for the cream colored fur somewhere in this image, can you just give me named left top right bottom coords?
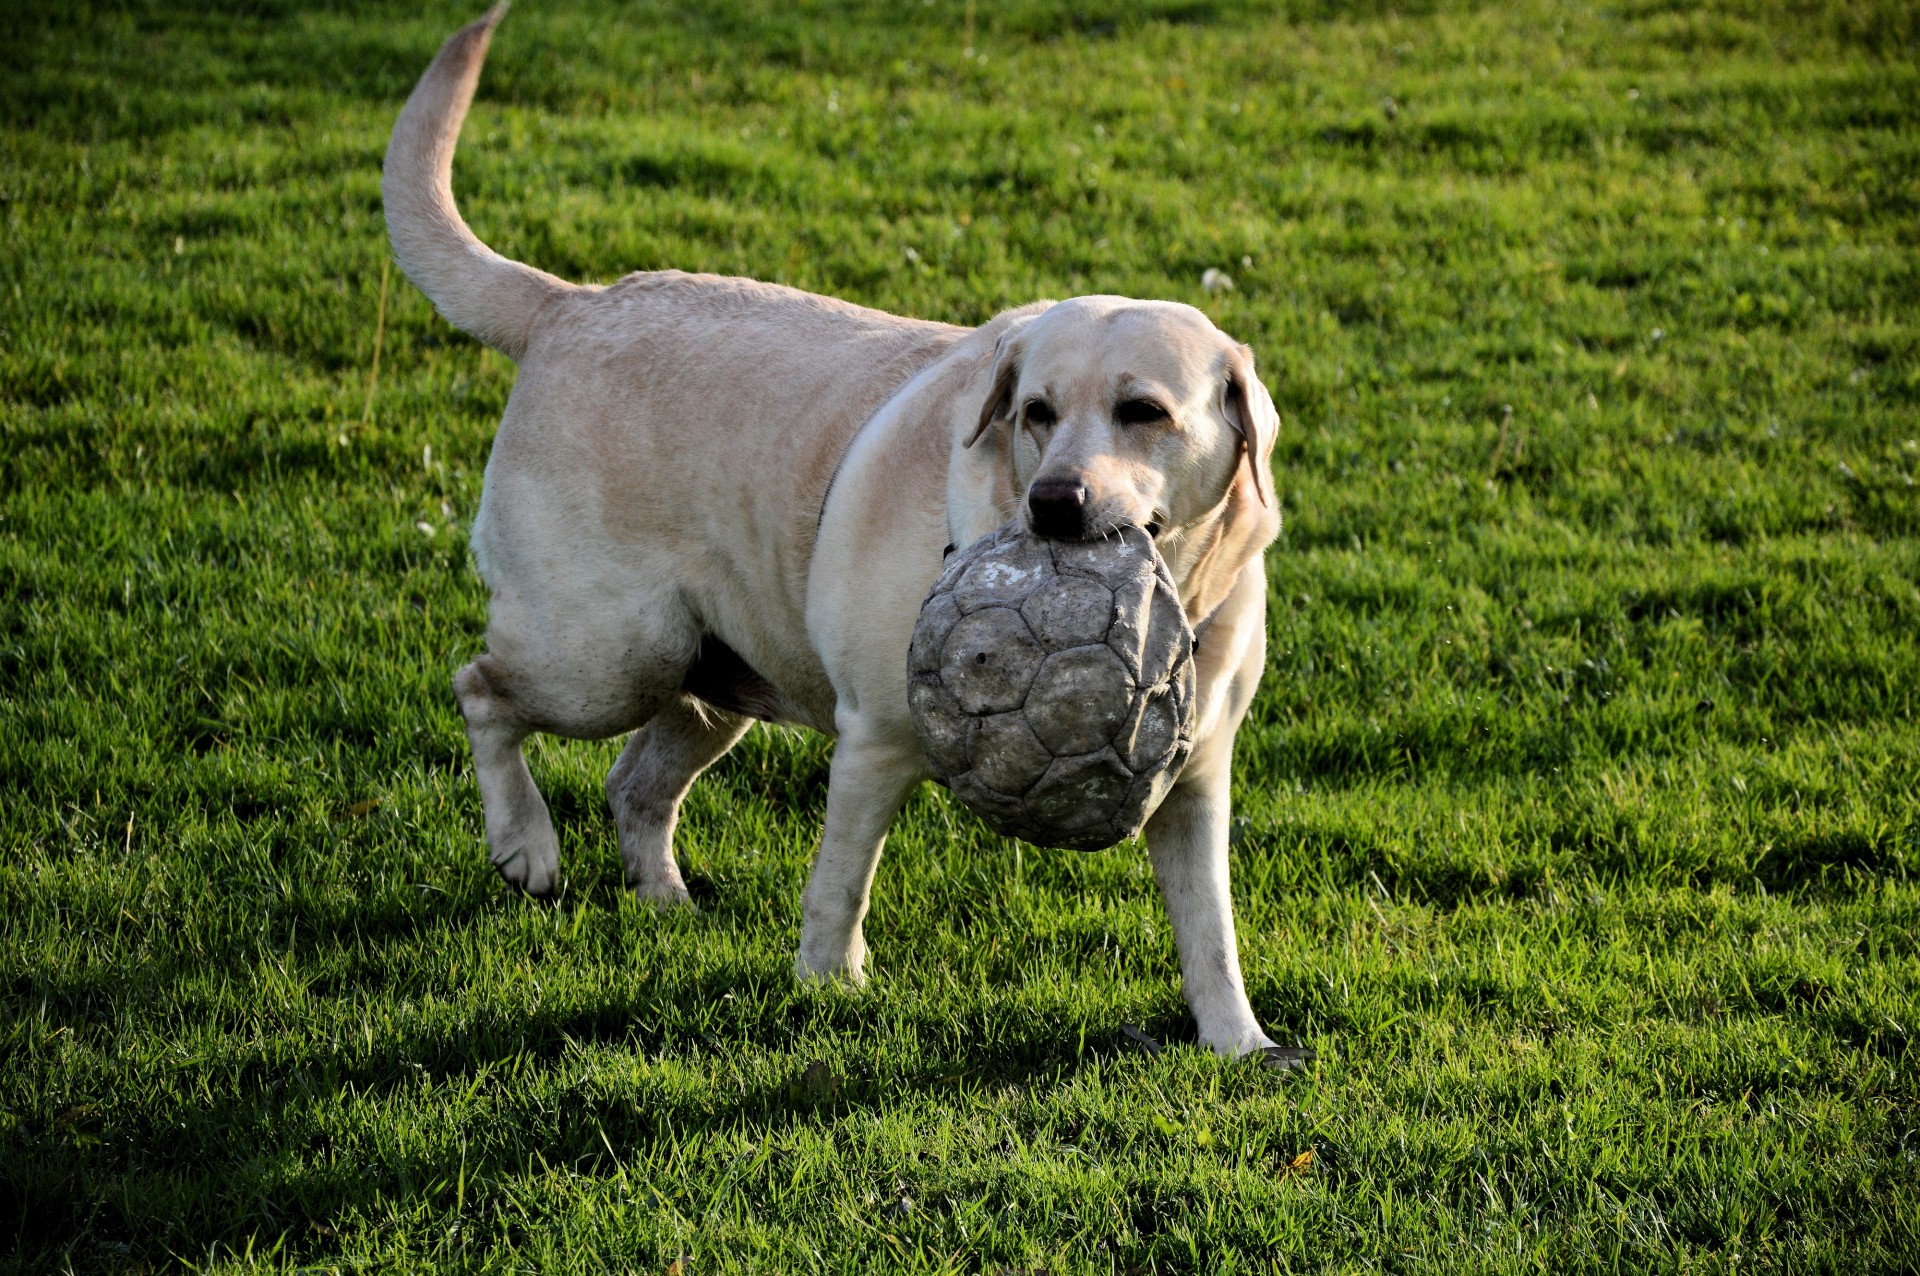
left=385, top=7, right=1293, bottom=1060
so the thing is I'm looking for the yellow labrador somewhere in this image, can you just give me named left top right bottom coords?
left=386, top=8, right=1299, bottom=1063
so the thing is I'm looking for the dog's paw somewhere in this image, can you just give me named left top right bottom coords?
left=793, top=947, right=869, bottom=988
left=489, top=830, right=559, bottom=898
left=632, top=878, right=695, bottom=909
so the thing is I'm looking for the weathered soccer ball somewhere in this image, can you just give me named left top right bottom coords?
left=907, top=523, right=1197, bottom=852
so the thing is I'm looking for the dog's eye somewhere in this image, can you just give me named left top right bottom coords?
left=1023, top=400, right=1056, bottom=427
left=1115, top=399, right=1169, bottom=426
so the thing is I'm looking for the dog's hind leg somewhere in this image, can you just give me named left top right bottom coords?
left=454, top=597, right=694, bottom=896
left=606, top=695, right=752, bottom=905
left=453, top=655, right=565, bottom=896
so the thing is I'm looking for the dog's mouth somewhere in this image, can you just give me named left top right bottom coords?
left=1022, top=488, right=1165, bottom=542
left=1028, top=519, right=1163, bottom=544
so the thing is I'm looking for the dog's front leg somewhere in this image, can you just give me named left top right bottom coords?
left=1143, top=757, right=1280, bottom=1058
left=794, top=721, right=927, bottom=984
left=1142, top=564, right=1313, bottom=1070
left=1148, top=760, right=1311, bottom=1071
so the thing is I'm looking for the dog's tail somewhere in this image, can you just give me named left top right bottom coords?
left=383, top=4, right=571, bottom=361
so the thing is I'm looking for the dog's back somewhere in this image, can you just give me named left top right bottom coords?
left=477, top=270, right=959, bottom=724
left=384, top=6, right=963, bottom=719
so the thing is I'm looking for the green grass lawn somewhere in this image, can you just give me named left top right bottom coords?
left=4, top=0, right=1918, bottom=1270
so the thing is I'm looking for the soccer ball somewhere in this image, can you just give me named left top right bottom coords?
left=907, top=523, right=1197, bottom=852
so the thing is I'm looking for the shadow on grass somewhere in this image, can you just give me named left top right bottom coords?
left=1753, top=828, right=1913, bottom=897
left=1, top=912, right=1193, bottom=1267
left=15, top=808, right=1904, bottom=1259
left=1270, top=819, right=1914, bottom=912
left=7, top=809, right=1907, bottom=1267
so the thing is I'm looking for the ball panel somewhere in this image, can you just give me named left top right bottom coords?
left=1019, top=577, right=1115, bottom=651
left=1114, top=680, right=1182, bottom=774
left=1169, top=648, right=1199, bottom=728
left=1140, top=579, right=1191, bottom=687
left=1118, top=761, right=1182, bottom=841
left=909, top=592, right=962, bottom=676
left=1047, top=527, right=1152, bottom=587
left=941, top=606, right=1045, bottom=715
left=970, top=710, right=1054, bottom=796
left=1025, top=644, right=1133, bottom=756
left=949, top=769, right=1029, bottom=833
left=908, top=678, right=972, bottom=775
left=1059, top=823, right=1126, bottom=854
left=1104, top=575, right=1157, bottom=682
left=952, top=534, right=1053, bottom=613
left=1025, top=748, right=1132, bottom=834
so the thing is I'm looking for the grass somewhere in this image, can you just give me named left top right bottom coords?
left=3, top=0, right=1918, bottom=1270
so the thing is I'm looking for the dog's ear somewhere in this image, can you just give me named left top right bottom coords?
left=965, top=325, right=1028, bottom=448
left=1222, top=343, right=1278, bottom=507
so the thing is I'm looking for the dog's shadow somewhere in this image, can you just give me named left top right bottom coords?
left=10, top=886, right=1197, bottom=1264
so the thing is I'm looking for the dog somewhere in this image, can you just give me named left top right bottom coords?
left=384, top=7, right=1304, bottom=1066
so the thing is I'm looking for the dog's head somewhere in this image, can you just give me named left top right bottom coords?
left=962, top=297, right=1280, bottom=610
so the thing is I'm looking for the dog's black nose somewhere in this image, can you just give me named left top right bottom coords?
left=1027, top=478, right=1089, bottom=539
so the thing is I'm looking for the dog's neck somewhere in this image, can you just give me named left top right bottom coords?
left=1158, top=468, right=1280, bottom=627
